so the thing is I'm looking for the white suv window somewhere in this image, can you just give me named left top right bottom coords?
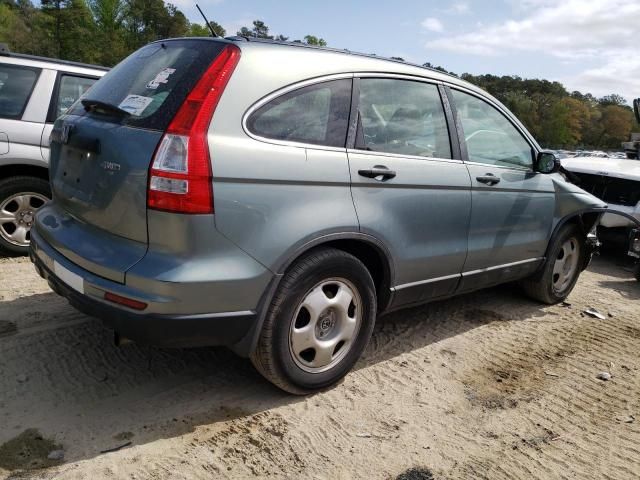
left=0, top=64, right=40, bottom=119
left=55, top=74, right=96, bottom=118
left=451, top=89, right=533, bottom=169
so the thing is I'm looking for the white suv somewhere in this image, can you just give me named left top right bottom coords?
left=0, top=44, right=106, bottom=255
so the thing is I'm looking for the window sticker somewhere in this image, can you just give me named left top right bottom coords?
left=146, top=68, right=176, bottom=90
left=118, top=94, right=154, bottom=116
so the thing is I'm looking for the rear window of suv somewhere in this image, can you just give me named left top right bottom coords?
left=69, top=39, right=227, bottom=131
left=0, top=64, right=40, bottom=119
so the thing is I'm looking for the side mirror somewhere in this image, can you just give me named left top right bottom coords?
left=536, top=151, right=561, bottom=174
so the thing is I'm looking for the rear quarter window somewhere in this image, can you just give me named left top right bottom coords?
left=0, top=64, right=41, bottom=119
left=246, top=79, right=352, bottom=148
left=69, top=39, right=227, bottom=131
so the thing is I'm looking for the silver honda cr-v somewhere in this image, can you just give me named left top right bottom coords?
left=30, top=37, right=606, bottom=394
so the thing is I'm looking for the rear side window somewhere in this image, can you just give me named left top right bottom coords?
left=0, top=64, right=40, bottom=119
left=357, top=78, right=451, bottom=159
left=246, top=79, right=352, bottom=148
left=69, top=39, right=227, bottom=131
left=52, top=74, right=97, bottom=120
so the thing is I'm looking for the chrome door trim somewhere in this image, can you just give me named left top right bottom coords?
left=391, top=273, right=460, bottom=292
left=464, top=160, right=531, bottom=172
left=391, top=257, right=543, bottom=291
left=461, top=257, right=543, bottom=277
left=346, top=148, right=464, bottom=165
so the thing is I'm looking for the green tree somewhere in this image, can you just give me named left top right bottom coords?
left=303, top=34, right=326, bottom=46
left=598, top=94, right=627, bottom=107
left=123, top=0, right=188, bottom=51
left=0, top=2, right=33, bottom=53
left=208, top=20, right=224, bottom=37
left=237, top=19, right=272, bottom=39
left=40, top=0, right=97, bottom=62
left=188, top=22, right=209, bottom=36
left=599, top=105, right=633, bottom=148
left=187, top=21, right=224, bottom=37
left=88, top=0, right=126, bottom=65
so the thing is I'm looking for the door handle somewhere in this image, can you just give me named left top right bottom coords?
left=476, top=174, right=500, bottom=186
left=358, top=165, right=396, bottom=180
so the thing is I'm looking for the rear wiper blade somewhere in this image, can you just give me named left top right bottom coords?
left=81, top=98, right=131, bottom=117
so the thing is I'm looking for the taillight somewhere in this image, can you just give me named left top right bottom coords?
left=147, top=45, right=240, bottom=214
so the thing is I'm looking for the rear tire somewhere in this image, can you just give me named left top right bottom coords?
left=522, top=224, right=585, bottom=304
left=251, top=248, right=377, bottom=395
left=0, top=176, right=51, bottom=256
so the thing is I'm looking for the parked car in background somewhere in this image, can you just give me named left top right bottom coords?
left=0, top=44, right=106, bottom=255
left=561, top=156, right=640, bottom=231
left=31, top=37, right=606, bottom=394
left=622, top=99, right=640, bottom=160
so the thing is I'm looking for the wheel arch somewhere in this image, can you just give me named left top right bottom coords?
left=230, top=232, right=396, bottom=358
left=0, top=163, right=50, bottom=182
left=276, top=233, right=395, bottom=312
left=545, top=209, right=604, bottom=271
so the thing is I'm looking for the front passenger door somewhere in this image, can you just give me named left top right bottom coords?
left=449, top=88, right=555, bottom=291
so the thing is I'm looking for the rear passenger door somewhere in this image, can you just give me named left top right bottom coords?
left=447, top=88, right=555, bottom=291
left=213, top=77, right=360, bottom=269
left=347, top=77, right=471, bottom=308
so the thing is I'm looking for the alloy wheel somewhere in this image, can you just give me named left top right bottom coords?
left=552, top=237, right=579, bottom=293
left=289, top=278, right=362, bottom=373
left=0, top=192, right=48, bottom=247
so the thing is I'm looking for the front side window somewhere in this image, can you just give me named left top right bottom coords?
left=54, top=74, right=97, bottom=119
left=246, top=79, right=352, bottom=148
left=451, top=89, right=533, bottom=169
left=0, top=65, right=40, bottom=119
left=357, top=78, right=451, bottom=159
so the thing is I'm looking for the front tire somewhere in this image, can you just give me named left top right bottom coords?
left=251, top=248, right=377, bottom=394
left=522, top=224, right=585, bottom=304
left=0, top=176, right=51, bottom=256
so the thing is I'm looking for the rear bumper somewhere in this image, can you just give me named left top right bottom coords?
left=30, top=229, right=260, bottom=349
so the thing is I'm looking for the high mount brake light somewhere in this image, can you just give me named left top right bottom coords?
left=147, top=45, right=240, bottom=214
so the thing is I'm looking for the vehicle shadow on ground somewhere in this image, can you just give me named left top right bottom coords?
left=0, top=278, right=558, bottom=472
left=588, top=250, right=640, bottom=299
left=1, top=254, right=628, bottom=472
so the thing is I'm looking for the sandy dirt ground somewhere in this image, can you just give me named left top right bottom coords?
left=0, top=252, right=639, bottom=479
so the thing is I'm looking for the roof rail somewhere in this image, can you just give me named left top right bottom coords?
left=223, top=36, right=461, bottom=81
left=0, top=48, right=109, bottom=71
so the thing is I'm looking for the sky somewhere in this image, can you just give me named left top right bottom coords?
left=174, top=0, right=639, bottom=104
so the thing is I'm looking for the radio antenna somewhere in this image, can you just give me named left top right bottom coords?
left=196, top=4, right=218, bottom=37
